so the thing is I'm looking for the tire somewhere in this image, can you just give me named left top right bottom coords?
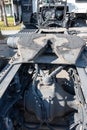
left=74, top=18, right=86, bottom=27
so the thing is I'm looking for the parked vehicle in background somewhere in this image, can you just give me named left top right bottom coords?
left=67, top=0, right=87, bottom=26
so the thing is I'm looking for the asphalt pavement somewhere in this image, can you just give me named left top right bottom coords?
left=1, top=30, right=20, bottom=35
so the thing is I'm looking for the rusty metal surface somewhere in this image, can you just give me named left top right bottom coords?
left=17, top=33, right=85, bottom=64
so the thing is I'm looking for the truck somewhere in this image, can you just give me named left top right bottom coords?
left=67, top=0, right=87, bottom=26
left=0, top=0, right=87, bottom=130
